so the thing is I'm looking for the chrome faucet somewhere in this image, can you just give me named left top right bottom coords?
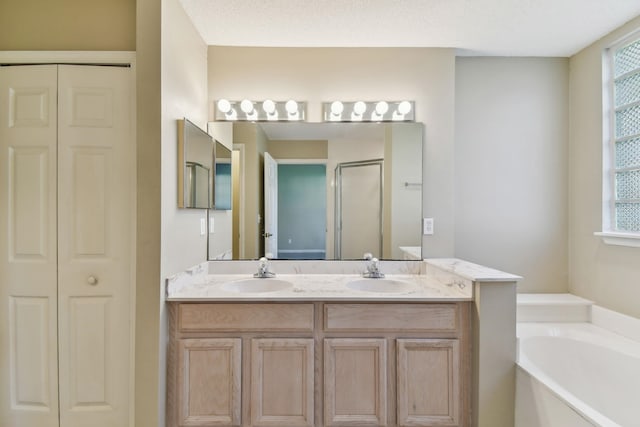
left=363, top=257, right=385, bottom=279
left=254, top=257, right=275, bottom=278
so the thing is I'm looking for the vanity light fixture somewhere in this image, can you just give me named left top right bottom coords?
left=262, top=99, right=276, bottom=114
left=239, top=99, right=257, bottom=120
left=330, top=101, right=344, bottom=117
left=217, top=99, right=232, bottom=113
left=285, top=100, right=301, bottom=120
left=215, top=99, right=306, bottom=121
left=375, top=101, right=389, bottom=115
left=353, top=101, right=367, bottom=115
left=322, top=100, right=415, bottom=122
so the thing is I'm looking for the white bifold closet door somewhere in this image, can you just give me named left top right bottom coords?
left=0, top=64, right=133, bottom=427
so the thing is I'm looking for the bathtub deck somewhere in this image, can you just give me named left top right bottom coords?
left=517, top=293, right=592, bottom=322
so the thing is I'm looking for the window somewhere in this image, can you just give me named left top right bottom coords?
left=600, top=34, right=640, bottom=245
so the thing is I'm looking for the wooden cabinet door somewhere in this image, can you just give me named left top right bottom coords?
left=177, top=338, right=242, bottom=427
left=396, top=339, right=460, bottom=427
left=251, top=338, right=314, bottom=427
left=324, top=338, right=388, bottom=426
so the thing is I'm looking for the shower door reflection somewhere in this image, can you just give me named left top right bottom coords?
left=335, top=159, right=383, bottom=259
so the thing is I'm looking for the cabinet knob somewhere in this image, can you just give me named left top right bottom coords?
left=87, top=275, right=98, bottom=285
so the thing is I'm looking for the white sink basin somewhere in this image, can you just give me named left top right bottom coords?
left=221, top=278, right=293, bottom=293
left=346, top=278, right=417, bottom=293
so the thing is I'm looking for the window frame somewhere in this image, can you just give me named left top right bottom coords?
left=597, top=31, right=640, bottom=247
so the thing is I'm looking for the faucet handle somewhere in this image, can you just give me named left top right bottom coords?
left=363, top=257, right=384, bottom=278
left=363, top=252, right=373, bottom=260
left=255, top=257, right=275, bottom=278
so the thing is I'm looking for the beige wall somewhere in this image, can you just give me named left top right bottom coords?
left=159, top=3, right=209, bottom=427
left=209, top=47, right=456, bottom=258
left=135, top=0, right=161, bottom=425
left=160, top=2, right=209, bottom=276
left=268, top=140, right=328, bottom=159
left=568, top=16, right=640, bottom=319
left=0, top=0, right=135, bottom=50
left=455, top=57, right=570, bottom=292
left=135, top=0, right=209, bottom=425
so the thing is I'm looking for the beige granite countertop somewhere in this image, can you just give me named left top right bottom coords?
left=165, top=258, right=521, bottom=302
left=166, top=273, right=472, bottom=302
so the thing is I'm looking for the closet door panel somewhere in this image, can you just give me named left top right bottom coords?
left=67, top=297, right=112, bottom=408
left=70, top=148, right=110, bottom=256
left=9, top=147, right=51, bottom=259
left=57, top=65, right=133, bottom=427
left=8, top=297, right=51, bottom=408
left=0, top=65, right=59, bottom=427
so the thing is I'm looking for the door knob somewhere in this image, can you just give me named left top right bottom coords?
left=263, top=232, right=273, bottom=238
left=87, top=275, right=98, bottom=285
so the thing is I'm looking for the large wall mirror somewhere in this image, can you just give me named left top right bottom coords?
left=207, top=121, right=423, bottom=261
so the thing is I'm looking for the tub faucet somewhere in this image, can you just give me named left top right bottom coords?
left=363, top=257, right=385, bottom=279
left=254, top=257, right=275, bottom=278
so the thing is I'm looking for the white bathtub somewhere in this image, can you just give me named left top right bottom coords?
left=516, top=322, right=640, bottom=427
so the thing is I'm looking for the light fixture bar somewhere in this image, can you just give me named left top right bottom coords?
left=215, top=99, right=306, bottom=121
left=322, top=101, right=415, bottom=122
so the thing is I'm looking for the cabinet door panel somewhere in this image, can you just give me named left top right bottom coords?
left=251, top=338, right=314, bottom=427
left=397, top=339, right=459, bottom=426
left=178, top=338, right=241, bottom=426
left=324, top=338, right=387, bottom=426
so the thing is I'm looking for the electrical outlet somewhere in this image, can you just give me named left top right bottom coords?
left=423, top=218, right=434, bottom=235
left=200, top=218, right=206, bottom=236
left=209, top=218, right=215, bottom=234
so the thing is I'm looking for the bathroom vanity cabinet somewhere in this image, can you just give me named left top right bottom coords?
left=167, top=302, right=471, bottom=427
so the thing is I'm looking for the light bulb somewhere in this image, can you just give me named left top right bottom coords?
left=330, top=101, right=344, bottom=116
left=262, top=99, right=276, bottom=114
left=397, top=101, right=412, bottom=115
left=285, top=100, right=298, bottom=114
left=353, top=101, right=367, bottom=115
left=217, top=99, right=231, bottom=113
left=240, top=99, right=254, bottom=114
left=375, top=101, right=389, bottom=115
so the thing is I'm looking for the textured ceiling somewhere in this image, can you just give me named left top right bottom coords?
left=179, top=0, right=640, bottom=56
